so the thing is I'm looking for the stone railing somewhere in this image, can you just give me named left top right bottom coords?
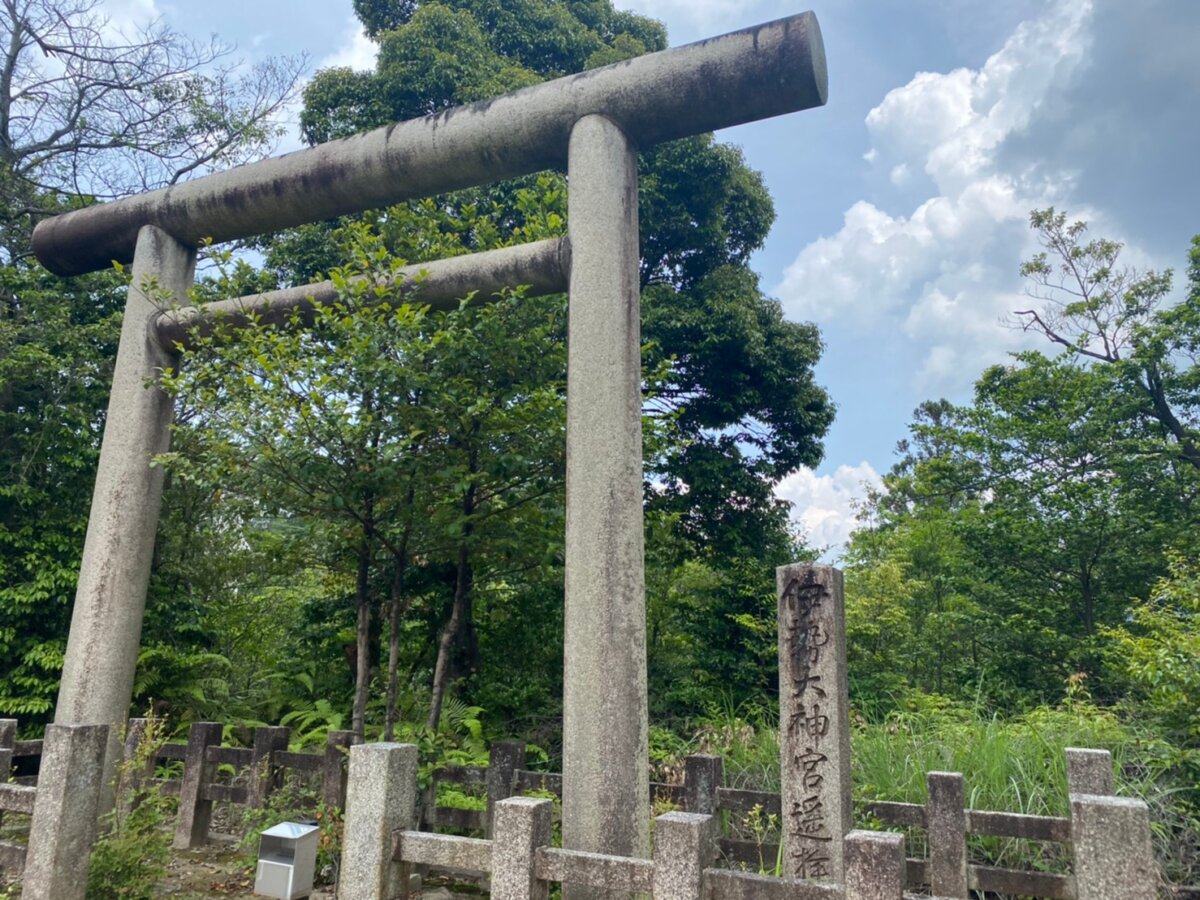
left=341, top=742, right=1158, bottom=899
left=2, top=718, right=1158, bottom=898
left=341, top=741, right=907, bottom=900
left=863, top=746, right=1155, bottom=898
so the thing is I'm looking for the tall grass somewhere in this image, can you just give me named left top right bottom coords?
left=688, top=696, right=1197, bottom=886
left=852, top=702, right=1136, bottom=816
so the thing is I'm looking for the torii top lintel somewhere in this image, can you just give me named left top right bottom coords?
left=32, top=11, right=826, bottom=278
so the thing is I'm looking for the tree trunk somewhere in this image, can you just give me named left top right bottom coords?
left=1080, top=565, right=1095, bottom=636
left=350, top=393, right=380, bottom=739
left=427, top=453, right=477, bottom=732
left=384, top=545, right=410, bottom=742
left=352, top=535, right=372, bottom=739
left=1143, top=365, right=1200, bottom=471
left=427, top=540, right=474, bottom=731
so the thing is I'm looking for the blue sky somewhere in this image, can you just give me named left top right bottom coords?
left=108, top=0, right=1200, bottom=553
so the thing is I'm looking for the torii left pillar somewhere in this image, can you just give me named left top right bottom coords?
left=54, top=224, right=195, bottom=793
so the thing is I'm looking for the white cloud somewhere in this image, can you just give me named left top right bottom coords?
left=775, top=462, right=882, bottom=557
left=319, top=17, right=379, bottom=72
left=865, top=0, right=1091, bottom=196
left=775, top=0, right=1098, bottom=394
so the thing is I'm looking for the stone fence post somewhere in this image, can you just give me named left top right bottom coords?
left=1070, top=793, right=1156, bottom=899
left=845, top=830, right=906, bottom=900
left=173, top=721, right=222, bottom=849
left=321, top=729, right=357, bottom=810
left=486, top=740, right=526, bottom=838
left=683, top=754, right=723, bottom=815
left=652, top=811, right=714, bottom=899
left=1066, top=747, right=1115, bottom=796
left=21, top=723, right=109, bottom=900
left=491, top=796, right=553, bottom=900
left=119, top=717, right=159, bottom=814
left=249, top=725, right=289, bottom=808
left=927, top=771, right=967, bottom=898
left=0, top=719, right=14, bottom=778
left=0, top=720, right=14, bottom=832
left=341, top=742, right=419, bottom=900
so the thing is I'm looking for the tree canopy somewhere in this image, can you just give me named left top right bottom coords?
left=845, top=212, right=1200, bottom=712
left=0, top=0, right=304, bottom=716
left=140, top=0, right=836, bottom=735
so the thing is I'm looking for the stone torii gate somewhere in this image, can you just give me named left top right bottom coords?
left=27, top=11, right=826, bottom=898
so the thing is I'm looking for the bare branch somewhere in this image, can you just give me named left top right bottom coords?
left=0, top=0, right=308, bottom=257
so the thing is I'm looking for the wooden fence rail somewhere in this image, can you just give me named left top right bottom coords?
left=163, top=720, right=358, bottom=848
left=0, top=717, right=359, bottom=854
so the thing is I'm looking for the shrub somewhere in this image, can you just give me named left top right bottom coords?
left=86, top=718, right=173, bottom=900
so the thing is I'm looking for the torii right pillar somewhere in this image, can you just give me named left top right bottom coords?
left=562, top=111, right=649, bottom=898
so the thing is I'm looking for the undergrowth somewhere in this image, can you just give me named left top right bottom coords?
left=676, top=693, right=1199, bottom=888
left=86, top=716, right=174, bottom=900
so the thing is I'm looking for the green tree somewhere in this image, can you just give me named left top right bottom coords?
left=1106, top=552, right=1200, bottom=742
left=0, top=266, right=122, bottom=715
left=296, top=0, right=831, bottom=531
left=283, top=0, right=834, bottom=724
left=845, top=220, right=1200, bottom=711
left=1016, top=209, right=1200, bottom=472
left=164, top=202, right=570, bottom=736
left=0, top=0, right=305, bottom=722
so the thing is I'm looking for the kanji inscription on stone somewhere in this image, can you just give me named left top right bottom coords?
left=778, top=564, right=851, bottom=882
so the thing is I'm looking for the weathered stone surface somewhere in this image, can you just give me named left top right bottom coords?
left=491, top=797, right=552, bottom=900
left=701, top=867, right=840, bottom=900
left=0, top=783, right=36, bottom=815
left=249, top=725, right=288, bottom=808
left=118, top=717, right=159, bottom=816
left=33, top=14, right=826, bottom=276
left=1071, top=793, right=1157, bottom=899
left=652, top=812, right=713, bottom=900
left=22, top=724, right=109, bottom=900
left=156, top=238, right=571, bottom=350
left=321, top=729, right=357, bottom=811
left=971, top=865, right=1074, bottom=896
left=397, top=832, right=492, bottom=872
left=53, top=224, right=196, bottom=799
left=777, top=564, right=851, bottom=882
left=561, top=112, right=648, bottom=898
left=0, top=719, right=14, bottom=776
left=534, top=847, right=655, bottom=893
left=927, top=771, right=967, bottom=897
left=965, top=809, right=1070, bottom=842
left=1066, top=747, right=1115, bottom=796
left=0, top=719, right=14, bottom=831
left=341, top=743, right=418, bottom=900
left=683, top=755, right=722, bottom=815
left=844, top=830, right=905, bottom=900
left=486, top=741, right=525, bottom=838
